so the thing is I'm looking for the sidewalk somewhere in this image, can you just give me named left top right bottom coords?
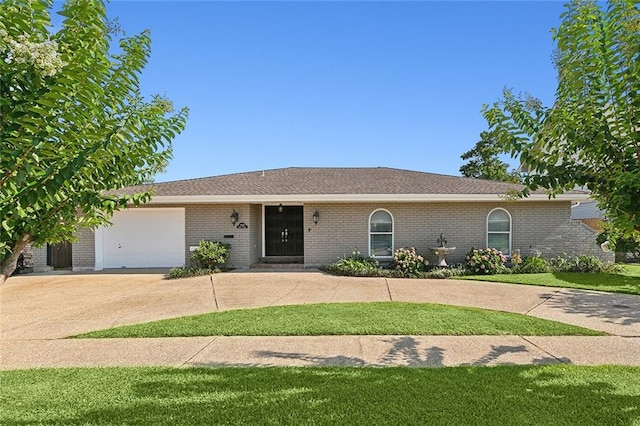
left=1, top=271, right=639, bottom=369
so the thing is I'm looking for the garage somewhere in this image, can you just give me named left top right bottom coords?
left=96, top=208, right=185, bottom=269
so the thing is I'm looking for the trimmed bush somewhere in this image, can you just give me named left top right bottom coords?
left=465, top=248, right=507, bottom=275
left=191, top=240, right=230, bottom=268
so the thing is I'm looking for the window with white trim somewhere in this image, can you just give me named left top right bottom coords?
left=487, top=208, right=511, bottom=255
left=369, top=209, right=393, bottom=258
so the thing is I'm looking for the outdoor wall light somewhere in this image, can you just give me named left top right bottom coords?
left=312, top=210, right=320, bottom=225
left=278, top=203, right=283, bottom=213
left=230, top=210, right=239, bottom=225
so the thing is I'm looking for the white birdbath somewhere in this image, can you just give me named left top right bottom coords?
left=429, top=247, right=456, bottom=267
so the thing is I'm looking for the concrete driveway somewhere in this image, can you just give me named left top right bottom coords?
left=1, top=270, right=638, bottom=369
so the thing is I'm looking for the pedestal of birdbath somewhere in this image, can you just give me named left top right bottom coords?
left=429, top=247, right=456, bottom=267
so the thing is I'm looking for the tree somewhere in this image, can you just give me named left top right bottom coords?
left=459, top=130, right=522, bottom=182
left=0, top=0, right=188, bottom=284
left=482, top=0, right=640, bottom=235
left=596, top=222, right=640, bottom=258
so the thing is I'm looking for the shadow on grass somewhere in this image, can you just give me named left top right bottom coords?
left=553, top=271, right=640, bottom=294
left=2, top=366, right=639, bottom=425
left=540, top=283, right=640, bottom=329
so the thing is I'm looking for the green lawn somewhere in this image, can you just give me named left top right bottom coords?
left=76, top=302, right=603, bottom=338
left=461, top=264, right=640, bottom=295
left=2, top=366, right=639, bottom=425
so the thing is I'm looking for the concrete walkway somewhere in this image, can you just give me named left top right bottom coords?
left=1, top=270, right=639, bottom=370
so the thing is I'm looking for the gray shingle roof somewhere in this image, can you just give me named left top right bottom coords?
left=571, top=201, right=605, bottom=219
left=111, top=167, right=563, bottom=197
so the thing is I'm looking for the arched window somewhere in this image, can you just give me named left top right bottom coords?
left=487, top=208, right=511, bottom=255
left=369, top=209, right=393, bottom=258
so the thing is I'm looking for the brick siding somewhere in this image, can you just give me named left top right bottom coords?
left=304, top=201, right=612, bottom=266
left=72, top=227, right=95, bottom=270
left=63, top=200, right=612, bottom=271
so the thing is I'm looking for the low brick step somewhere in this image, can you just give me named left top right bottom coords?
left=257, top=256, right=304, bottom=264
left=250, top=263, right=305, bottom=270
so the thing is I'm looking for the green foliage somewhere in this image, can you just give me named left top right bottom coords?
left=77, top=302, right=602, bottom=338
left=512, top=254, right=551, bottom=274
left=191, top=240, right=230, bottom=269
left=167, top=266, right=227, bottom=279
left=459, top=130, right=522, bottom=183
left=324, top=251, right=471, bottom=279
left=597, top=223, right=640, bottom=256
left=465, top=248, right=507, bottom=275
left=559, top=255, right=622, bottom=274
left=0, top=0, right=188, bottom=280
left=463, top=264, right=639, bottom=295
left=3, top=366, right=639, bottom=425
left=392, top=247, right=428, bottom=277
left=424, top=264, right=468, bottom=279
left=321, top=250, right=389, bottom=277
left=482, top=0, right=640, bottom=235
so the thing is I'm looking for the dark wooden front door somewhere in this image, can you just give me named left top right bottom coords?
left=265, top=206, right=304, bottom=256
left=48, top=242, right=72, bottom=269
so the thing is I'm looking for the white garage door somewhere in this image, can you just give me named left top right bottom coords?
left=101, top=208, right=185, bottom=269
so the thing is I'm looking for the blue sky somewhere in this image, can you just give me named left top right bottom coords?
left=101, top=1, right=565, bottom=183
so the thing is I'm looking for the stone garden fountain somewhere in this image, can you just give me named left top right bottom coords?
left=429, top=231, right=456, bottom=267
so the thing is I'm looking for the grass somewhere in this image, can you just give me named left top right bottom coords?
left=461, top=264, right=640, bottom=295
left=75, top=302, right=603, bottom=338
left=1, top=366, right=639, bottom=425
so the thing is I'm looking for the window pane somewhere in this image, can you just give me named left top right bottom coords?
left=370, top=210, right=392, bottom=232
left=488, top=233, right=509, bottom=254
left=488, top=210, right=510, bottom=232
left=371, top=234, right=392, bottom=257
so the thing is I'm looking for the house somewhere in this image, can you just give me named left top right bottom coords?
left=571, top=201, right=606, bottom=232
left=30, top=167, right=613, bottom=272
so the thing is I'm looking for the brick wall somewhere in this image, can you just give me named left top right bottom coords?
left=64, top=200, right=612, bottom=271
left=249, top=204, right=263, bottom=264
left=31, top=245, right=48, bottom=272
left=72, top=227, right=95, bottom=270
left=304, top=201, right=611, bottom=267
left=184, top=204, right=252, bottom=269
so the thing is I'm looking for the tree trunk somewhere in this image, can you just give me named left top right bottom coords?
left=0, top=234, right=32, bottom=286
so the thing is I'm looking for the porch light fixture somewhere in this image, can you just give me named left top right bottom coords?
left=230, top=210, right=239, bottom=225
left=312, top=210, right=320, bottom=225
left=278, top=203, right=283, bottom=213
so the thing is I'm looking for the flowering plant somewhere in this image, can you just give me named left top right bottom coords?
left=393, top=247, right=428, bottom=277
left=511, top=249, right=523, bottom=266
left=465, top=247, right=507, bottom=275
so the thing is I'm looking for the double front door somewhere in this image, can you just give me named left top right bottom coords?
left=265, top=206, right=304, bottom=256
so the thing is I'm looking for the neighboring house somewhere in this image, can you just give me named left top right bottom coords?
left=571, top=201, right=605, bottom=232
left=30, top=167, right=613, bottom=272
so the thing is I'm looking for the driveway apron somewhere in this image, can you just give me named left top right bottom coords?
left=1, top=270, right=638, bottom=369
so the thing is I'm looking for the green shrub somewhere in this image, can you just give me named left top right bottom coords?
left=561, top=255, right=621, bottom=273
left=512, top=255, right=550, bottom=274
left=168, top=266, right=219, bottom=279
left=424, top=264, right=468, bottom=279
left=548, top=256, right=569, bottom=272
left=191, top=240, right=230, bottom=268
left=392, top=247, right=428, bottom=278
left=321, top=250, right=389, bottom=277
left=465, top=247, right=507, bottom=275
left=547, top=255, right=623, bottom=274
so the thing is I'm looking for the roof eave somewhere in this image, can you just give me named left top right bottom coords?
left=145, top=192, right=590, bottom=204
